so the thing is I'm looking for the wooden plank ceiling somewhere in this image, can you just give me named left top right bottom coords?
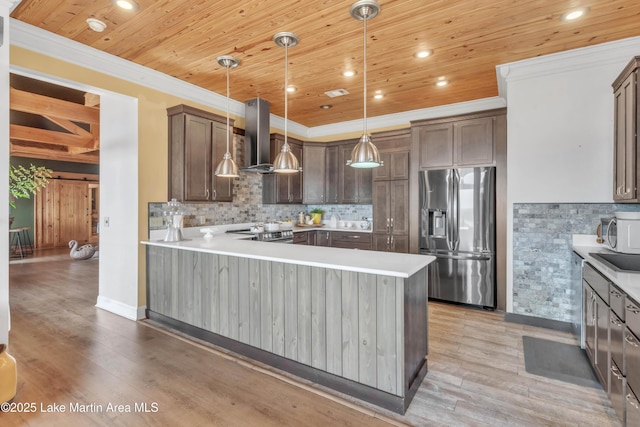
left=10, top=0, right=640, bottom=130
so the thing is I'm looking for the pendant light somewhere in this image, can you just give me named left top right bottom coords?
left=272, top=32, right=301, bottom=174
left=347, top=0, right=382, bottom=169
left=214, top=55, right=240, bottom=178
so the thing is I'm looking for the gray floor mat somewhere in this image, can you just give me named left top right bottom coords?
left=522, top=336, right=600, bottom=389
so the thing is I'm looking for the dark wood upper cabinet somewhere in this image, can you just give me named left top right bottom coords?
left=325, top=145, right=340, bottom=204
left=168, top=104, right=233, bottom=202
left=338, top=142, right=372, bottom=204
left=301, top=141, right=370, bottom=205
left=414, top=115, right=495, bottom=169
left=612, top=56, right=640, bottom=202
left=263, top=133, right=304, bottom=204
left=302, top=144, right=326, bottom=204
left=374, top=151, right=409, bottom=181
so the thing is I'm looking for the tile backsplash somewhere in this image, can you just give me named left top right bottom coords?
left=512, top=203, right=640, bottom=322
left=150, top=131, right=372, bottom=230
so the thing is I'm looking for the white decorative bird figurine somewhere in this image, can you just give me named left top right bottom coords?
left=68, top=240, right=97, bottom=260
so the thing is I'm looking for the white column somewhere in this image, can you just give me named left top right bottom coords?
left=0, top=0, right=20, bottom=346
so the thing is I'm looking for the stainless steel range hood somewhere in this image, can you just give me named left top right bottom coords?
left=242, top=98, right=273, bottom=173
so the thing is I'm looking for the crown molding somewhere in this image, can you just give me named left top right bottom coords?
left=10, top=18, right=506, bottom=139
left=1, top=0, right=21, bottom=11
left=10, top=19, right=246, bottom=117
left=309, top=97, right=507, bottom=138
left=496, top=36, right=640, bottom=99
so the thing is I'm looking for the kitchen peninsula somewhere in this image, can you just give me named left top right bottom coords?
left=142, top=227, right=433, bottom=413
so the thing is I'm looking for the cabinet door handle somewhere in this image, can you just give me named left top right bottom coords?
left=390, top=217, right=394, bottom=232
left=213, top=189, right=217, bottom=200
left=611, top=365, right=623, bottom=380
left=390, top=235, right=394, bottom=249
left=206, top=189, right=210, bottom=199
left=386, top=218, right=390, bottom=233
left=625, top=334, right=639, bottom=347
left=627, top=394, right=640, bottom=409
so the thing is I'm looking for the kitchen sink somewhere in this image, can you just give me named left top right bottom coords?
left=589, top=252, right=640, bottom=273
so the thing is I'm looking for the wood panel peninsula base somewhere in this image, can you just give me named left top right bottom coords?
left=143, top=239, right=432, bottom=414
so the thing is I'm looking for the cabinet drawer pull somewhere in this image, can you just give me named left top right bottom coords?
left=627, top=304, right=640, bottom=314
left=625, top=334, right=639, bottom=347
left=627, top=394, right=640, bottom=409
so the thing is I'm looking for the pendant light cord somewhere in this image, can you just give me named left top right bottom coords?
left=363, top=11, right=368, bottom=135
left=284, top=40, right=289, bottom=150
left=225, top=62, right=231, bottom=154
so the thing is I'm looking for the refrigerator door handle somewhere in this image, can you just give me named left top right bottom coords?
left=445, top=169, right=454, bottom=251
left=439, top=253, right=492, bottom=261
left=420, top=250, right=492, bottom=261
left=452, top=169, right=460, bottom=251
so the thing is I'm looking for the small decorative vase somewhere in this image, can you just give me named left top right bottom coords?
left=311, top=213, right=322, bottom=224
left=0, top=344, right=17, bottom=403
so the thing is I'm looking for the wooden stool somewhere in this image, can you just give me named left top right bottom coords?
left=9, top=227, right=33, bottom=258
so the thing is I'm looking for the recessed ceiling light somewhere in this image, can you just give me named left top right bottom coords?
left=561, top=7, right=589, bottom=21
left=86, top=18, right=107, bottom=33
left=320, top=104, right=332, bottom=109
left=414, top=49, right=433, bottom=59
left=287, top=86, right=297, bottom=93
left=342, top=70, right=357, bottom=77
left=436, top=78, right=449, bottom=87
left=373, top=93, right=384, bottom=99
left=110, top=0, right=140, bottom=11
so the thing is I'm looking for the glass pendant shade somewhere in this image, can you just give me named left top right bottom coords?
left=214, top=55, right=240, bottom=178
left=348, top=0, right=382, bottom=169
left=273, top=32, right=301, bottom=174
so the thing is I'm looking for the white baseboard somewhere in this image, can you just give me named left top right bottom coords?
left=95, top=296, right=146, bottom=321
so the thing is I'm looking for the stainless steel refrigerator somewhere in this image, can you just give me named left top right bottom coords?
left=419, top=167, right=496, bottom=308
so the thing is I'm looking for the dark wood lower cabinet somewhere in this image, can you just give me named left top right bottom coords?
left=329, top=231, right=373, bottom=250
left=293, top=230, right=371, bottom=250
left=316, top=230, right=330, bottom=246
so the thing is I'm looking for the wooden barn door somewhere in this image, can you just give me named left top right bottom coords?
left=35, top=173, right=99, bottom=249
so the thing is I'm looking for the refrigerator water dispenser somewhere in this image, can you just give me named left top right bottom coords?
left=430, top=210, right=446, bottom=237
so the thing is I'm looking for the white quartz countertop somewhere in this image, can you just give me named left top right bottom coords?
left=143, top=227, right=432, bottom=278
left=572, top=234, right=640, bottom=303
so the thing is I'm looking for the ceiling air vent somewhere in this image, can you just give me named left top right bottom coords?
left=324, top=88, right=349, bottom=98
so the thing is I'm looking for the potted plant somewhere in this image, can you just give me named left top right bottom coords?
left=310, top=208, right=324, bottom=225
left=9, top=164, right=52, bottom=209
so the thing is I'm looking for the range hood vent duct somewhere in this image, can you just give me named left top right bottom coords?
left=241, top=98, right=273, bottom=173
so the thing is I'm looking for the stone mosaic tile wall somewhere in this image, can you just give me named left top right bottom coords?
left=513, top=203, right=640, bottom=322
left=149, top=132, right=372, bottom=229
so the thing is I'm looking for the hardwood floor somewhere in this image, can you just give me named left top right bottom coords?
left=4, top=250, right=620, bottom=426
